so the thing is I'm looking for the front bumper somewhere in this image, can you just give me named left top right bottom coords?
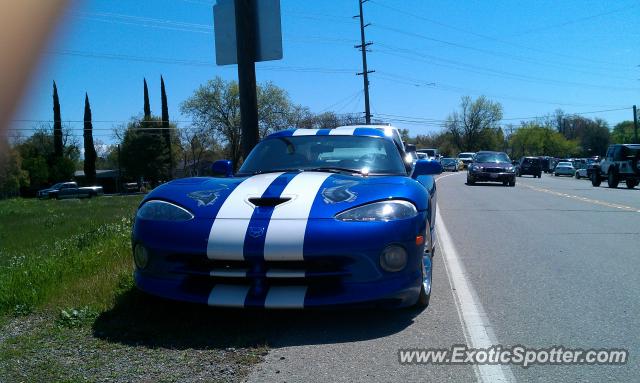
left=468, top=171, right=515, bottom=182
left=132, top=215, right=429, bottom=308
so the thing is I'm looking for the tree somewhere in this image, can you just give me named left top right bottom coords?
left=160, top=75, right=173, bottom=178
left=611, top=121, right=635, bottom=144
left=119, top=117, right=176, bottom=184
left=0, top=137, right=29, bottom=198
left=509, top=123, right=579, bottom=158
left=444, top=96, right=503, bottom=152
left=52, top=81, right=63, bottom=158
left=181, top=77, right=297, bottom=170
left=143, top=78, right=151, bottom=119
left=83, top=93, right=97, bottom=184
left=16, top=126, right=79, bottom=191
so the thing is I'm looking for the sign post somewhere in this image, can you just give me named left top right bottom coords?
left=213, top=0, right=283, bottom=158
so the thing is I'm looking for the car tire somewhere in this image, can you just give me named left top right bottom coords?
left=415, top=253, right=432, bottom=308
left=591, top=172, right=601, bottom=187
left=626, top=179, right=638, bottom=189
left=466, top=176, right=474, bottom=185
left=575, top=173, right=580, bottom=179
left=554, top=173, right=558, bottom=176
left=607, top=171, right=619, bottom=188
left=509, top=180, right=516, bottom=187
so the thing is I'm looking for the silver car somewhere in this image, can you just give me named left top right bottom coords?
left=554, top=162, right=576, bottom=177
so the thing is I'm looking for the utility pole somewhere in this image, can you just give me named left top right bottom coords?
left=234, top=0, right=259, bottom=159
left=355, top=0, right=374, bottom=124
left=117, top=144, right=121, bottom=194
left=633, top=105, right=638, bottom=144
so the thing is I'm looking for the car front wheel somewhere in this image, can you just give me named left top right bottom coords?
left=591, top=172, right=601, bottom=187
left=415, top=254, right=432, bottom=308
left=626, top=179, right=638, bottom=189
left=607, top=171, right=619, bottom=188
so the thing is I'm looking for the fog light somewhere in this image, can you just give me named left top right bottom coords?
left=380, top=245, right=407, bottom=272
left=134, top=244, right=149, bottom=269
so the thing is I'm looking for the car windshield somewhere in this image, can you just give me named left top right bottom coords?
left=442, top=158, right=456, bottom=164
left=474, top=153, right=510, bottom=163
left=458, top=153, right=474, bottom=159
left=50, top=183, right=63, bottom=189
left=557, top=162, right=572, bottom=167
left=237, top=135, right=406, bottom=176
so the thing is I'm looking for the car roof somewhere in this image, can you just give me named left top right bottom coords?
left=266, top=127, right=388, bottom=140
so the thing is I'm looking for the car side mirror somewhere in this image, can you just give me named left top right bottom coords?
left=412, top=159, right=442, bottom=179
left=211, top=160, right=233, bottom=177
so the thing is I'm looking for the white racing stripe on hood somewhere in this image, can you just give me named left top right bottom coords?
left=207, top=172, right=284, bottom=260
left=263, top=172, right=332, bottom=261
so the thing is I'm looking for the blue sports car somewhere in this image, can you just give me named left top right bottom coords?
left=132, top=126, right=442, bottom=309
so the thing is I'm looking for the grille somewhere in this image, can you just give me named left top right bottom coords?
left=484, top=167, right=504, bottom=173
left=167, top=254, right=351, bottom=281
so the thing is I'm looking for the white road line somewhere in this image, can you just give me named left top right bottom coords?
left=436, top=208, right=516, bottom=383
left=519, top=182, right=640, bottom=213
left=435, top=172, right=462, bottom=182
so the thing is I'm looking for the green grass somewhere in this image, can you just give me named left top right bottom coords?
left=0, top=196, right=142, bottom=315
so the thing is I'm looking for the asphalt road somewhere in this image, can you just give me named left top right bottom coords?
left=247, top=171, right=640, bottom=382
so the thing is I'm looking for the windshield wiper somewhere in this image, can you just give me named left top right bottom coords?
left=306, top=167, right=364, bottom=175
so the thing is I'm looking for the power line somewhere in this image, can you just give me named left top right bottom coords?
left=373, top=46, right=637, bottom=92
left=45, top=49, right=358, bottom=74
left=368, top=0, right=635, bottom=70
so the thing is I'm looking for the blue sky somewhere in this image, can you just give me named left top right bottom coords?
left=10, top=0, right=640, bottom=145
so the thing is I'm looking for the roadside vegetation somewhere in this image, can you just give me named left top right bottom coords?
left=0, top=196, right=266, bottom=382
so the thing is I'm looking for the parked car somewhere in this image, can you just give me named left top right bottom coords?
left=539, top=156, right=553, bottom=173
left=440, top=157, right=459, bottom=172
left=466, top=151, right=516, bottom=186
left=417, top=148, right=439, bottom=160
left=516, top=157, right=542, bottom=178
left=132, top=126, right=442, bottom=309
left=575, top=167, right=589, bottom=179
left=590, top=144, right=640, bottom=188
left=457, top=152, right=475, bottom=168
left=37, top=182, right=103, bottom=199
left=554, top=162, right=576, bottom=177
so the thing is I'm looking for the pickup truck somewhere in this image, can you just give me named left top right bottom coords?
left=37, top=182, right=104, bottom=199
left=590, top=144, right=640, bottom=189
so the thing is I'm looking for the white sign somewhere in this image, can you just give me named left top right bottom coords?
left=213, top=0, right=283, bottom=65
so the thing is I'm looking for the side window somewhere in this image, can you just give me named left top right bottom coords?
left=606, top=147, right=614, bottom=159
left=612, top=146, right=621, bottom=161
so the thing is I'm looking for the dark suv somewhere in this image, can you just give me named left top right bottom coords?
left=590, top=144, right=640, bottom=189
left=516, top=157, right=542, bottom=178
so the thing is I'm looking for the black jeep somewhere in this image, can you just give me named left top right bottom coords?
left=590, top=144, right=640, bottom=189
left=516, top=156, right=542, bottom=178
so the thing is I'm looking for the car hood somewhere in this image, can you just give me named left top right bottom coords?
left=143, top=171, right=429, bottom=219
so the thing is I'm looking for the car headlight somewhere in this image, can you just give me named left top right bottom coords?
left=335, top=200, right=418, bottom=222
left=136, top=200, right=194, bottom=221
left=506, top=166, right=515, bottom=172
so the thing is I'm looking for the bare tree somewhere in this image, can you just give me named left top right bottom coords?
left=444, top=96, right=503, bottom=152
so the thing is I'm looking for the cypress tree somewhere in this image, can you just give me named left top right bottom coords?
left=160, top=75, right=173, bottom=179
left=143, top=78, right=151, bottom=119
left=53, top=81, right=63, bottom=158
left=83, top=93, right=97, bottom=184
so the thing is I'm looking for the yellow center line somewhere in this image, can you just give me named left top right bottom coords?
left=519, top=183, right=640, bottom=213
